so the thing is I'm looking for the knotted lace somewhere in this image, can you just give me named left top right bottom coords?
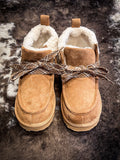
left=61, top=62, right=113, bottom=84
left=10, top=48, right=63, bottom=80
left=11, top=48, right=113, bottom=84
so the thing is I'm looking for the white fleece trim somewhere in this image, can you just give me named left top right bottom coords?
left=65, top=45, right=92, bottom=49
left=23, top=24, right=58, bottom=51
left=58, top=26, right=99, bottom=53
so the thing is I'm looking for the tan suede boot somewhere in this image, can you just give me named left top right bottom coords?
left=14, top=15, right=58, bottom=131
left=59, top=18, right=102, bottom=132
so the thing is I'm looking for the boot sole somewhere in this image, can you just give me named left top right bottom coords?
left=61, top=95, right=102, bottom=132
left=19, top=113, right=54, bottom=131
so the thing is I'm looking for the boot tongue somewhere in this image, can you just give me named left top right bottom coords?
left=64, top=47, right=96, bottom=66
left=21, top=46, right=52, bottom=62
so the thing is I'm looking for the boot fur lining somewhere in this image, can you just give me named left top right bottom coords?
left=58, top=26, right=99, bottom=53
left=23, top=24, right=58, bottom=51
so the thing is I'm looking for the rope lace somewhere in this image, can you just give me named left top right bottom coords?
left=10, top=48, right=113, bottom=84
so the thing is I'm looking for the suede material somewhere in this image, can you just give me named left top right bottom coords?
left=72, top=18, right=81, bottom=28
left=64, top=47, right=96, bottom=66
left=40, top=15, right=50, bottom=26
left=22, top=46, right=51, bottom=62
left=94, top=44, right=99, bottom=61
left=16, top=85, right=55, bottom=124
left=63, top=77, right=96, bottom=113
left=62, top=90, right=101, bottom=124
left=61, top=46, right=102, bottom=126
left=16, top=47, right=55, bottom=126
left=18, top=74, right=53, bottom=114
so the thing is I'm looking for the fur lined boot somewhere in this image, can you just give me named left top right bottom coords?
left=59, top=18, right=102, bottom=131
left=14, top=15, right=58, bottom=131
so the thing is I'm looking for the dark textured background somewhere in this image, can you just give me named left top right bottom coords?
left=0, top=0, right=120, bottom=160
